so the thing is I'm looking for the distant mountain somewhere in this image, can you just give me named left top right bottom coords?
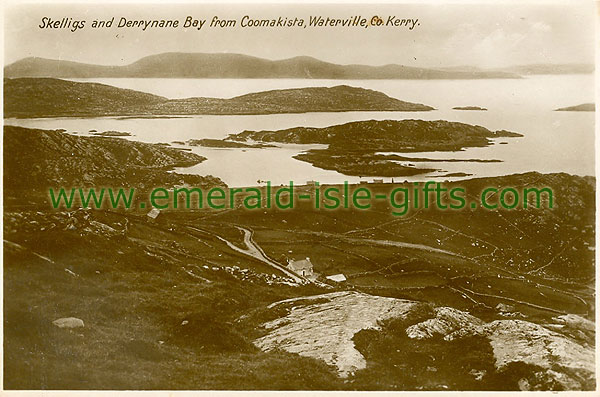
left=555, top=103, right=595, bottom=112
left=438, top=63, right=594, bottom=75
left=4, top=53, right=521, bottom=79
left=4, top=78, right=433, bottom=118
left=499, top=63, right=594, bottom=75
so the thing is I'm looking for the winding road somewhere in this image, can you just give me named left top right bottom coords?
left=188, top=225, right=303, bottom=283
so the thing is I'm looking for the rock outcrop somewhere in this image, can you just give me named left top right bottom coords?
left=3, top=126, right=222, bottom=192
left=254, top=291, right=416, bottom=377
left=253, top=292, right=595, bottom=389
left=406, top=307, right=595, bottom=390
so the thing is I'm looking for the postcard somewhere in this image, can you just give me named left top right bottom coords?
left=2, top=0, right=596, bottom=393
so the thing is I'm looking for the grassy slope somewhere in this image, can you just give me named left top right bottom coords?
left=4, top=172, right=595, bottom=389
left=4, top=211, right=341, bottom=389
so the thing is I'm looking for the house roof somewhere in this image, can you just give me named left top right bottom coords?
left=288, top=258, right=312, bottom=270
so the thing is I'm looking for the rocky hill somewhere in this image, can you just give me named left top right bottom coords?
left=229, top=119, right=522, bottom=176
left=3, top=126, right=221, bottom=192
left=231, top=119, right=521, bottom=150
left=4, top=78, right=166, bottom=118
left=4, top=78, right=433, bottom=118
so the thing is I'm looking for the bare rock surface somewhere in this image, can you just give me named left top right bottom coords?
left=406, top=307, right=595, bottom=389
left=485, top=320, right=594, bottom=374
left=405, top=307, right=484, bottom=339
left=253, top=291, right=416, bottom=377
left=553, top=314, right=595, bottom=333
left=254, top=293, right=595, bottom=389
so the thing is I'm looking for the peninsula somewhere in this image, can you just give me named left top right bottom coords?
left=4, top=78, right=434, bottom=118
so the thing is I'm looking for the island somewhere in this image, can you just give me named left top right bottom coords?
left=440, top=172, right=473, bottom=177
left=555, top=103, right=595, bottom=112
left=453, top=106, right=487, bottom=111
left=228, top=119, right=522, bottom=177
left=4, top=78, right=434, bottom=118
left=187, top=139, right=275, bottom=148
left=92, top=130, right=132, bottom=137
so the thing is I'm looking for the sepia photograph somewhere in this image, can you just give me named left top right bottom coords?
left=2, top=0, right=597, bottom=393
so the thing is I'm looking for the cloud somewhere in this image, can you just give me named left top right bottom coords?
left=441, top=22, right=529, bottom=68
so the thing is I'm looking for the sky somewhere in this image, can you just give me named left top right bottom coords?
left=3, top=1, right=596, bottom=68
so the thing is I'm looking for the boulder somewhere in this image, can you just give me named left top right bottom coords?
left=52, top=317, right=84, bottom=329
left=406, top=307, right=484, bottom=340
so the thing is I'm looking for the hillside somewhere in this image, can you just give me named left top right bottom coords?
left=4, top=168, right=595, bottom=390
left=4, top=53, right=521, bottom=79
left=4, top=78, right=166, bottom=118
left=4, top=78, right=433, bottom=118
left=2, top=126, right=594, bottom=390
left=3, top=126, right=222, bottom=192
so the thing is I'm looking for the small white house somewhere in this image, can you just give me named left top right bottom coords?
left=287, top=257, right=314, bottom=277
